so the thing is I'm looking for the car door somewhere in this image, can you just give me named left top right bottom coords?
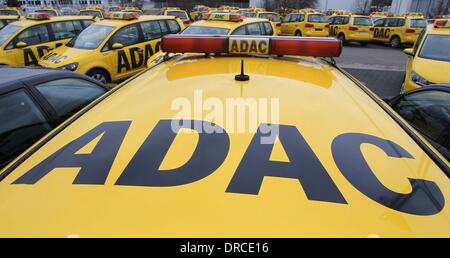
left=391, top=88, right=450, bottom=161
left=289, top=14, right=301, bottom=35
left=0, top=88, right=53, bottom=169
left=106, top=23, right=143, bottom=80
left=5, top=24, right=52, bottom=66
left=280, top=14, right=291, bottom=35
left=372, top=18, right=386, bottom=41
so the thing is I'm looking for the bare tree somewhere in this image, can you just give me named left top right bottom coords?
left=354, top=0, right=372, bottom=14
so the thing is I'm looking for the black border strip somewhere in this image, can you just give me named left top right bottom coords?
left=335, top=66, right=450, bottom=177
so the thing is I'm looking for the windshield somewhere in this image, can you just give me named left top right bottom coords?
left=181, top=26, right=230, bottom=35
left=259, top=13, right=281, bottom=22
left=0, top=24, right=20, bottom=46
left=308, top=14, right=328, bottom=23
left=36, top=10, right=57, bottom=16
left=0, top=10, right=18, bottom=15
left=167, top=11, right=188, bottom=19
left=353, top=17, right=372, bottom=26
left=68, top=24, right=114, bottom=49
left=80, top=11, right=102, bottom=18
left=419, top=35, right=450, bottom=62
left=410, top=19, right=427, bottom=28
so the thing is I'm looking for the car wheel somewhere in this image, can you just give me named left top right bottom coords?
left=295, top=30, right=302, bottom=37
left=390, top=36, right=401, bottom=48
left=87, top=69, right=110, bottom=84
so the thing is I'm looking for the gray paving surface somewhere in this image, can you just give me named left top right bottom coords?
left=336, top=42, right=409, bottom=97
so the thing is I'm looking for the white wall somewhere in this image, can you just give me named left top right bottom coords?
left=390, top=0, right=413, bottom=14
left=316, top=0, right=356, bottom=11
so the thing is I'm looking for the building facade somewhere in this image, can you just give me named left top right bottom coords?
left=391, top=0, right=449, bottom=16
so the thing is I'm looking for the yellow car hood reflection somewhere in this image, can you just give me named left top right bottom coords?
left=1, top=55, right=450, bottom=237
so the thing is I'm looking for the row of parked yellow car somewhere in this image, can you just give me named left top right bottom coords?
left=0, top=6, right=449, bottom=93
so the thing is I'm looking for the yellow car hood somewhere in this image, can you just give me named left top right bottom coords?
left=1, top=55, right=450, bottom=237
left=413, top=57, right=450, bottom=84
left=40, top=46, right=92, bottom=68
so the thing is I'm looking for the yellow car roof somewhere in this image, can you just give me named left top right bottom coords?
left=0, top=43, right=449, bottom=236
left=427, top=21, right=450, bottom=35
left=12, top=15, right=93, bottom=26
left=95, top=15, right=177, bottom=27
left=192, top=18, right=268, bottom=30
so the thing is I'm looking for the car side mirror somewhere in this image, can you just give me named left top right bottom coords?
left=15, top=41, right=27, bottom=48
left=404, top=48, right=415, bottom=56
left=111, top=43, right=124, bottom=50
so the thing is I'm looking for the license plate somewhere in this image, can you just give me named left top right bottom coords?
left=359, top=32, right=368, bottom=35
left=315, top=28, right=323, bottom=31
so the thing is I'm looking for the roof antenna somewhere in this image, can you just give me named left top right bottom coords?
left=235, top=60, right=250, bottom=82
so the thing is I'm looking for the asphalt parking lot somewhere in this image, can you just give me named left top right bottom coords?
left=336, top=42, right=409, bottom=98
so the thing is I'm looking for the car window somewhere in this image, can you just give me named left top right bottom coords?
left=159, top=20, right=170, bottom=36
left=259, top=13, right=280, bottom=22
left=282, top=14, right=291, bottom=23
left=79, top=11, right=102, bottom=18
left=353, top=17, right=372, bottom=26
left=111, top=24, right=140, bottom=47
left=308, top=14, right=328, bottom=23
left=35, top=78, right=106, bottom=120
left=69, top=24, right=114, bottom=50
left=51, top=21, right=82, bottom=40
left=231, top=25, right=246, bottom=35
left=0, top=10, right=18, bottom=15
left=263, top=22, right=273, bottom=35
left=0, top=24, right=22, bottom=45
left=419, top=35, right=450, bottom=62
left=373, top=18, right=385, bottom=26
left=141, top=21, right=163, bottom=40
left=0, top=90, right=52, bottom=169
left=182, top=25, right=230, bottom=35
left=167, top=19, right=181, bottom=33
left=14, top=24, right=50, bottom=47
left=290, top=14, right=300, bottom=22
left=82, top=20, right=94, bottom=28
left=167, top=11, right=188, bottom=20
left=410, top=19, right=427, bottom=28
left=394, top=90, right=450, bottom=160
left=246, top=23, right=262, bottom=35
left=413, top=29, right=426, bottom=53
left=244, top=12, right=257, bottom=18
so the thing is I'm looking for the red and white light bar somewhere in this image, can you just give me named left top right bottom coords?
left=161, top=35, right=342, bottom=57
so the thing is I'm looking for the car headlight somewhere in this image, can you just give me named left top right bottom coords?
left=59, top=62, right=79, bottom=71
left=410, top=71, right=429, bottom=86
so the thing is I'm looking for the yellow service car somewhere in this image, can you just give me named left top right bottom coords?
left=0, top=15, right=20, bottom=31
left=79, top=7, right=106, bottom=20
left=0, top=7, right=22, bottom=16
left=0, top=13, right=94, bottom=66
left=280, top=10, right=329, bottom=37
left=402, top=19, right=450, bottom=92
left=371, top=14, right=427, bottom=47
left=256, top=12, right=282, bottom=35
left=34, top=7, right=60, bottom=17
left=1, top=35, right=449, bottom=237
left=181, top=13, right=275, bottom=36
left=328, top=13, right=373, bottom=45
left=159, top=7, right=191, bottom=26
left=40, top=12, right=184, bottom=83
left=190, top=5, right=209, bottom=20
